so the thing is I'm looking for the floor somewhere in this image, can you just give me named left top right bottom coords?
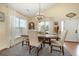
left=0, top=42, right=71, bottom=56
left=64, top=41, right=79, bottom=56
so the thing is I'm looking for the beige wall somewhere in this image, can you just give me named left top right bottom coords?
left=0, top=4, right=29, bottom=50
left=0, top=4, right=10, bottom=50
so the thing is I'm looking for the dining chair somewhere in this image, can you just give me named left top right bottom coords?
left=43, top=34, right=59, bottom=46
left=28, top=30, right=43, bottom=56
left=50, top=30, right=67, bottom=55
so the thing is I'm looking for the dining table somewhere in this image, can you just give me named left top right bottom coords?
left=21, top=34, right=60, bottom=45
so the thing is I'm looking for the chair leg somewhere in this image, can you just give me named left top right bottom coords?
left=22, top=41, right=24, bottom=46
left=50, top=46, right=52, bottom=53
left=41, top=44, right=42, bottom=49
left=29, top=46, right=31, bottom=54
left=60, top=46, right=64, bottom=55
left=62, top=46, right=64, bottom=55
left=36, top=47, right=39, bottom=56
left=27, top=42, right=29, bottom=46
left=43, top=42, right=45, bottom=47
left=60, top=46, right=61, bottom=50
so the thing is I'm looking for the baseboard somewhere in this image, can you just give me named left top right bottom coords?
left=0, top=48, right=8, bottom=52
left=10, top=39, right=23, bottom=48
left=10, top=41, right=22, bottom=48
left=0, top=45, right=10, bottom=52
left=65, top=41, right=79, bottom=43
left=0, top=37, right=23, bottom=51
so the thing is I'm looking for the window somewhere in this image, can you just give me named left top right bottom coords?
left=20, top=19, right=26, bottom=28
left=14, top=16, right=26, bottom=38
left=15, top=16, right=20, bottom=37
left=38, top=21, right=45, bottom=32
left=20, top=19, right=26, bottom=35
left=38, top=21, right=50, bottom=34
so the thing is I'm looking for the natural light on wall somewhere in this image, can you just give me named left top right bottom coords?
left=61, top=21, right=64, bottom=32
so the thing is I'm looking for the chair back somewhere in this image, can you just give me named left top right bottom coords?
left=59, top=30, right=67, bottom=46
left=28, top=30, right=39, bottom=46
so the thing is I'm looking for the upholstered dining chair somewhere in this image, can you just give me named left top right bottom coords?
left=28, top=30, right=43, bottom=56
left=50, top=30, right=67, bottom=55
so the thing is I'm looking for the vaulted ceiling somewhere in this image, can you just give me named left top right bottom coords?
left=7, top=3, right=55, bottom=18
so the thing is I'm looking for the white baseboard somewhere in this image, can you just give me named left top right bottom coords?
left=65, top=40, right=79, bottom=43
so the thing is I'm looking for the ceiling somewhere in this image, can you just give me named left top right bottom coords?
left=7, top=3, right=55, bottom=18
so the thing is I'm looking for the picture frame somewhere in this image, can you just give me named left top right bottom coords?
left=29, top=22, right=35, bottom=29
left=0, top=12, right=5, bottom=22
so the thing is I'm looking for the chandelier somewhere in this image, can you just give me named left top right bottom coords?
left=36, top=3, right=45, bottom=21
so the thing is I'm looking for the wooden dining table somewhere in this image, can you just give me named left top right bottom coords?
left=21, top=34, right=60, bottom=45
left=38, top=34, right=60, bottom=45
left=21, top=34, right=59, bottom=39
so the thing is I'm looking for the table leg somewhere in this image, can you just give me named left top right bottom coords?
left=49, top=39, right=51, bottom=45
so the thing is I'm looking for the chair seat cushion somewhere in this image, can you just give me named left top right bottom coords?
left=51, top=39, right=61, bottom=46
left=30, top=41, right=42, bottom=47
